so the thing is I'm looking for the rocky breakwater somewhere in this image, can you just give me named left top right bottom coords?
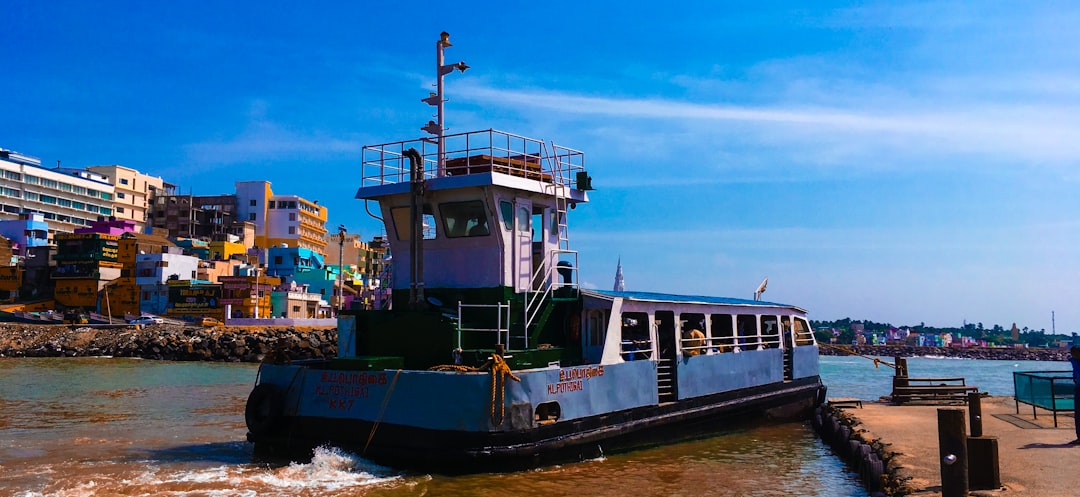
left=820, top=344, right=1070, bottom=361
left=0, top=323, right=337, bottom=362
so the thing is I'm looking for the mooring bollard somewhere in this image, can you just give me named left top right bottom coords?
left=966, top=392, right=1001, bottom=490
left=968, top=391, right=983, bottom=437
left=938, top=407, right=968, bottom=497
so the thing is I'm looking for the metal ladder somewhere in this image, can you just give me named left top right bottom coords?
left=657, top=358, right=677, bottom=403
left=522, top=143, right=580, bottom=343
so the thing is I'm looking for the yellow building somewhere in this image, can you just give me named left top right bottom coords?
left=208, top=240, right=247, bottom=261
left=235, top=181, right=328, bottom=256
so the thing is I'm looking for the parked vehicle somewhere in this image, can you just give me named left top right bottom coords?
left=127, top=316, right=163, bottom=325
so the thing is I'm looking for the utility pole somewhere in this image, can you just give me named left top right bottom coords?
left=337, top=225, right=347, bottom=315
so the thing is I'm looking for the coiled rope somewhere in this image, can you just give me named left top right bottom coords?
left=488, top=354, right=520, bottom=426
left=427, top=354, right=521, bottom=426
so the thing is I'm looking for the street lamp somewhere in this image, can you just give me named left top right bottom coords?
left=337, top=225, right=347, bottom=315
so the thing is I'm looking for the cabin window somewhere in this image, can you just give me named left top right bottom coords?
left=532, top=211, right=544, bottom=242
left=794, top=317, right=816, bottom=346
left=710, top=314, right=736, bottom=352
left=760, top=315, right=781, bottom=348
left=517, top=207, right=530, bottom=233
left=391, top=206, right=437, bottom=240
left=619, top=312, right=652, bottom=360
left=679, top=313, right=706, bottom=356
left=736, top=314, right=760, bottom=350
left=440, top=200, right=489, bottom=237
left=499, top=201, right=514, bottom=230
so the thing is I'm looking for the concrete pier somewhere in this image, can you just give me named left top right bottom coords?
left=829, top=396, right=1075, bottom=496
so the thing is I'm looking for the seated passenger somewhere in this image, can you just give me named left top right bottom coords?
left=683, top=328, right=705, bottom=356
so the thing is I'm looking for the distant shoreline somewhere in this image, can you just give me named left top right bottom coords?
left=0, top=323, right=335, bottom=362
left=819, top=344, right=1070, bottom=362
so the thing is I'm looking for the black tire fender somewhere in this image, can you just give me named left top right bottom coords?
left=245, top=384, right=284, bottom=436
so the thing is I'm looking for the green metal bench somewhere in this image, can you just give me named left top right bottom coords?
left=1013, top=371, right=1076, bottom=427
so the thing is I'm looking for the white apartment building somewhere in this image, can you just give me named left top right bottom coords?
left=86, top=165, right=172, bottom=233
left=0, top=149, right=116, bottom=237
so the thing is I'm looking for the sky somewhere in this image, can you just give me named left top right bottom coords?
left=3, top=1, right=1079, bottom=332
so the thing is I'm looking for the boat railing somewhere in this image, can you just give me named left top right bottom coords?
left=361, top=129, right=584, bottom=189
left=619, top=340, right=653, bottom=361
left=697, top=334, right=772, bottom=353
left=794, top=328, right=816, bottom=346
left=456, top=301, right=511, bottom=350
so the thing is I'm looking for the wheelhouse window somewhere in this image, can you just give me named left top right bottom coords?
left=499, top=201, right=513, bottom=230
left=391, top=206, right=436, bottom=240
left=440, top=200, right=489, bottom=237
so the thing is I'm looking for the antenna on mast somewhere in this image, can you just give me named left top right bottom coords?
left=422, top=31, right=469, bottom=177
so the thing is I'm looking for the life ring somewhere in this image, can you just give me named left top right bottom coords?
left=245, top=384, right=284, bottom=436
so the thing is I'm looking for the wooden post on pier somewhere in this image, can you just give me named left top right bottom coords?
left=938, top=407, right=969, bottom=497
left=966, top=392, right=1001, bottom=490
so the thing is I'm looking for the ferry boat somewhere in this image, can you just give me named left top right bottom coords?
left=244, top=33, right=826, bottom=472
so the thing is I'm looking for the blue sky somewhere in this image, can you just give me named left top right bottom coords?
left=4, top=1, right=1079, bottom=331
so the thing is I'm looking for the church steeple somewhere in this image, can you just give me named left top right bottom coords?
left=613, top=257, right=625, bottom=292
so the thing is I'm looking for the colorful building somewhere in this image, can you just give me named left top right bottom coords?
left=0, top=149, right=116, bottom=235
left=0, top=212, right=49, bottom=259
left=136, top=249, right=200, bottom=314
left=235, top=181, right=328, bottom=256
left=85, top=164, right=173, bottom=233
left=52, top=233, right=122, bottom=309
left=165, top=280, right=224, bottom=320
left=220, top=273, right=281, bottom=319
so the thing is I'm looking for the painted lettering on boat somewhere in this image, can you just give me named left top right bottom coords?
left=313, top=371, right=387, bottom=410
left=547, top=365, right=603, bottom=395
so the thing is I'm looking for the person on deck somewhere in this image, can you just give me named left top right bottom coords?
left=1070, top=346, right=1080, bottom=445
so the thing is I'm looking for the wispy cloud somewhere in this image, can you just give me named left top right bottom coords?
left=183, top=100, right=367, bottom=169
left=458, top=84, right=1080, bottom=168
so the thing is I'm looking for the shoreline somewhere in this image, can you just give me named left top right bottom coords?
left=819, top=343, right=1069, bottom=362
left=0, top=323, right=335, bottom=362
left=1, top=324, right=1072, bottom=363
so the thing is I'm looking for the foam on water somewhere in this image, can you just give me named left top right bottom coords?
left=247, top=445, right=400, bottom=491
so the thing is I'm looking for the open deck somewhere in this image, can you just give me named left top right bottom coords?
left=361, top=129, right=585, bottom=189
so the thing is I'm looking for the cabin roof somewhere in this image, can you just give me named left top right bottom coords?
left=582, top=289, right=804, bottom=312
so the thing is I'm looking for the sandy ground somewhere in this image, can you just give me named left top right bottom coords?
left=843, top=396, right=1077, bottom=497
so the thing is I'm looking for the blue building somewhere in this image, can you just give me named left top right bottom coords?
left=265, top=245, right=339, bottom=304
left=0, top=212, right=49, bottom=260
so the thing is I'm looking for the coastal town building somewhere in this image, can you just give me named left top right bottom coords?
left=148, top=193, right=239, bottom=240
left=0, top=149, right=116, bottom=236
left=235, top=181, right=328, bottom=256
left=165, top=279, right=225, bottom=321
left=0, top=212, right=50, bottom=259
left=136, top=249, right=200, bottom=315
left=51, top=233, right=122, bottom=310
left=85, top=165, right=173, bottom=233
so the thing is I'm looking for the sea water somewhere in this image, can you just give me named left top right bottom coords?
left=6, top=354, right=1056, bottom=496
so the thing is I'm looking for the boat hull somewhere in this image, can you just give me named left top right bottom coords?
left=247, top=375, right=824, bottom=472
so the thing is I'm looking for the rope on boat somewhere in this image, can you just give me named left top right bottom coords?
left=488, top=354, right=520, bottom=426
left=363, top=368, right=402, bottom=456
left=819, top=343, right=896, bottom=369
left=428, top=364, right=481, bottom=372
left=426, top=355, right=520, bottom=426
